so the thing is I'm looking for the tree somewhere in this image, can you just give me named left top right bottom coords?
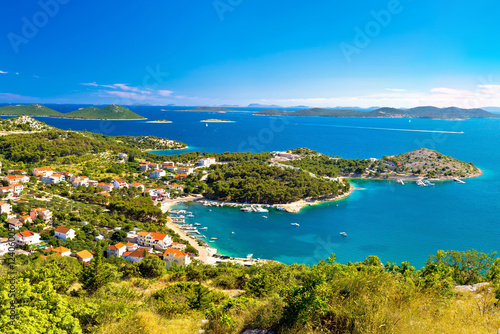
left=81, top=244, right=112, bottom=294
left=110, top=229, right=127, bottom=242
left=138, top=255, right=167, bottom=278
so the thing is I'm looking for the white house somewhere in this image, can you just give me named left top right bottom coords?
left=128, top=183, right=145, bottom=191
left=149, top=170, right=166, bottom=179
left=0, top=186, right=13, bottom=196
left=8, top=218, right=22, bottom=230
left=52, top=246, right=71, bottom=257
left=54, top=226, right=76, bottom=241
left=162, top=161, right=175, bottom=168
left=97, top=183, right=114, bottom=192
left=137, top=231, right=172, bottom=250
left=148, top=162, right=161, bottom=169
left=42, top=173, right=65, bottom=184
left=107, top=242, right=127, bottom=258
left=164, top=248, right=191, bottom=268
left=118, top=153, right=128, bottom=160
left=32, top=167, right=53, bottom=177
left=14, top=231, right=41, bottom=246
left=72, top=177, right=89, bottom=187
left=30, top=208, right=53, bottom=222
left=199, top=157, right=216, bottom=167
left=3, top=175, right=29, bottom=184
left=177, top=167, right=194, bottom=174
left=112, top=178, right=128, bottom=189
left=75, top=250, right=93, bottom=263
left=10, top=184, right=23, bottom=195
left=0, top=201, right=12, bottom=215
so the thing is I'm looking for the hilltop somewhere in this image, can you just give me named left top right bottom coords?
left=62, top=104, right=146, bottom=120
left=187, top=106, right=238, bottom=112
left=256, top=106, right=500, bottom=120
left=0, top=116, right=56, bottom=133
left=0, top=104, right=62, bottom=117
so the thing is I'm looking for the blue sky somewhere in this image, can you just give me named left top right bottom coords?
left=1, top=0, right=500, bottom=108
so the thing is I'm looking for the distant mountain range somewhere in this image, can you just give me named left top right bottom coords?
left=0, top=104, right=145, bottom=120
left=255, top=106, right=500, bottom=120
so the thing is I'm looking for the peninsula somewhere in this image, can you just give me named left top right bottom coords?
left=255, top=106, right=500, bottom=120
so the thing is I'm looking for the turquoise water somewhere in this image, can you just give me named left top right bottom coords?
left=7, top=105, right=500, bottom=268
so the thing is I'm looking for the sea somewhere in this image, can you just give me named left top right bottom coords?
left=5, top=104, right=500, bottom=268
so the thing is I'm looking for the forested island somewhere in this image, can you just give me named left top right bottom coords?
left=0, top=104, right=146, bottom=120
left=255, top=106, right=500, bottom=120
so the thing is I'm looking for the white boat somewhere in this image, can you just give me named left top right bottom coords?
left=397, top=179, right=405, bottom=185
left=187, top=214, right=194, bottom=218
left=209, top=240, right=215, bottom=243
left=200, top=227, right=208, bottom=230
left=340, top=232, right=347, bottom=237
left=194, top=223, right=201, bottom=226
left=416, top=180, right=426, bottom=187
left=263, top=216, right=268, bottom=219
left=423, top=180, right=435, bottom=186
left=254, top=205, right=269, bottom=213
left=210, top=237, right=217, bottom=240
left=241, top=206, right=253, bottom=212
left=454, top=178, right=466, bottom=184
left=291, top=223, right=300, bottom=227
left=246, top=254, right=253, bottom=258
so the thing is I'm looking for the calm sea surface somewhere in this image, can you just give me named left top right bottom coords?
left=9, top=105, right=500, bottom=268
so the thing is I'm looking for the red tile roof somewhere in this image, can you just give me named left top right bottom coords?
left=55, top=226, right=72, bottom=234
left=164, top=248, right=187, bottom=257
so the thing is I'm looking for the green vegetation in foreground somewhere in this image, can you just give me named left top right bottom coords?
left=200, top=119, right=235, bottom=123
left=62, top=104, right=146, bottom=120
left=1, top=250, right=500, bottom=333
left=256, top=106, right=500, bottom=120
left=0, top=116, right=56, bottom=132
left=0, top=104, right=62, bottom=116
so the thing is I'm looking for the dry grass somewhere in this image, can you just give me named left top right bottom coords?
left=95, top=311, right=202, bottom=334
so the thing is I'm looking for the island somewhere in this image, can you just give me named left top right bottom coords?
left=0, top=104, right=63, bottom=117
left=200, top=119, right=235, bottom=123
left=61, top=104, right=146, bottom=120
left=146, top=119, right=172, bottom=123
left=255, top=106, right=500, bottom=120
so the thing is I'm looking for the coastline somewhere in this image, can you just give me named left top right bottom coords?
left=146, top=120, right=172, bottom=123
left=144, top=145, right=189, bottom=152
left=343, top=168, right=483, bottom=182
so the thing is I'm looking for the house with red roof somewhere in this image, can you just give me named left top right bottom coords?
left=30, top=208, right=53, bottom=221
left=123, top=247, right=152, bottom=263
left=54, top=226, right=75, bottom=241
left=163, top=248, right=191, bottom=268
left=3, top=175, right=29, bottom=184
left=52, top=246, right=71, bottom=257
left=10, top=183, right=23, bottom=195
left=149, top=170, right=166, bottom=179
left=97, top=183, right=114, bottom=192
left=32, top=167, right=53, bottom=177
left=75, top=250, right=93, bottom=263
left=107, top=242, right=127, bottom=258
left=14, top=231, right=41, bottom=246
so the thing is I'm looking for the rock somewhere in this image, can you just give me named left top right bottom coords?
left=454, top=282, right=490, bottom=292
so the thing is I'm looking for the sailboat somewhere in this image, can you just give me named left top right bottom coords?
left=206, top=123, right=208, bottom=127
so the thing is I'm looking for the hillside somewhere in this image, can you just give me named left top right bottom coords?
left=0, top=116, right=56, bottom=133
left=0, top=104, right=62, bottom=116
left=187, top=106, right=238, bottom=112
left=256, top=106, right=500, bottom=120
left=62, top=104, right=146, bottom=120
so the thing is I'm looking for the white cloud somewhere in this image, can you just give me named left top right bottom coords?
left=158, top=90, right=173, bottom=97
left=81, top=82, right=99, bottom=86
left=0, top=70, right=7, bottom=74
left=0, top=92, right=37, bottom=101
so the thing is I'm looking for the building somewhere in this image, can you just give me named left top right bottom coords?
left=125, top=242, right=138, bottom=251
left=54, top=226, right=76, bottom=241
left=0, top=186, right=13, bottom=196
left=107, top=242, right=127, bottom=258
left=72, top=177, right=89, bottom=187
left=139, top=163, right=149, bottom=172
left=163, top=248, right=191, bottom=268
left=177, top=167, right=194, bottom=175
left=0, top=201, right=12, bottom=215
left=42, top=173, right=65, bottom=184
left=3, top=175, right=29, bottom=184
left=199, top=157, right=216, bottom=167
left=170, top=242, right=187, bottom=251
left=136, top=231, right=172, bottom=250
left=118, top=153, right=128, bottom=160
left=123, top=247, right=151, bottom=263
left=112, top=178, right=128, bottom=189
left=10, top=184, right=23, bottom=195
left=148, top=162, right=161, bottom=170
left=14, top=231, right=41, bottom=246
left=128, top=183, right=145, bottom=191
left=19, top=215, right=32, bottom=224
left=162, top=161, right=175, bottom=168
left=149, top=170, right=166, bottom=179
left=30, top=208, right=53, bottom=222
left=8, top=218, right=22, bottom=230
left=174, top=174, right=187, bottom=181
left=7, top=169, right=26, bottom=175
left=52, top=246, right=71, bottom=257
left=75, top=250, right=93, bottom=263
left=32, top=167, right=53, bottom=177
left=96, top=183, right=114, bottom=192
